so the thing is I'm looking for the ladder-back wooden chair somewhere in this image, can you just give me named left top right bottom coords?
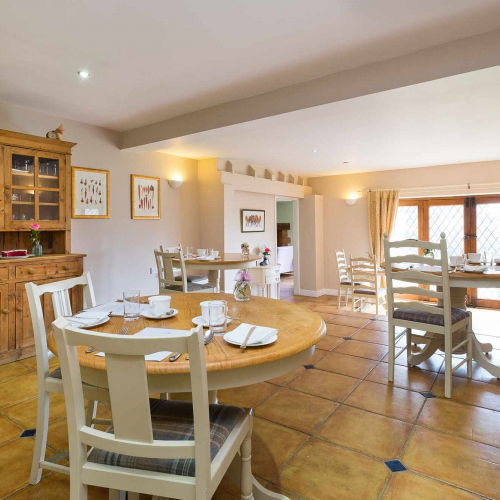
left=25, top=273, right=110, bottom=484
left=52, top=319, right=254, bottom=500
left=335, top=249, right=352, bottom=308
left=159, top=245, right=209, bottom=286
left=383, top=232, right=473, bottom=398
left=350, top=255, right=387, bottom=314
left=155, top=246, right=216, bottom=294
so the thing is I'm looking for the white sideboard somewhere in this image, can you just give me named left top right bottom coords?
left=248, top=265, right=281, bottom=299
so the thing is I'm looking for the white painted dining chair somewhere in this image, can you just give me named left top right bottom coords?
left=350, top=255, right=387, bottom=314
left=383, top=232, right=473, bottom=398
left=155, top=246, right=216, bottom=294
left=335, top=250, right=352, bottom=308
left=159, top=245, right=209, bottom=286
left=25, top=273, right=111, bottom=484
left=52, top=318, right=254, bottom=500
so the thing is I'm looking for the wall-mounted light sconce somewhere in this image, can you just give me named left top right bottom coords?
left=345, top=198, right=357, bottom=206
left=168, top=179, right=183, bottom=189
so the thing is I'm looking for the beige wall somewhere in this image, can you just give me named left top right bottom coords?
left=308, top=160, right=500, bottom=291
left=0, top=100, right=200, bottom=302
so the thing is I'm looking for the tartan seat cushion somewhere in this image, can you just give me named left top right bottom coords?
left=340, top=280, right=363, bottom=286
left=393, top=307, right=469, bottom=326
left=175, top=275, right=209, bottom=285
left=88, top=399, right=245, bottom=477
left=48, top=367, right=62, bottom=379
left=162, top=282, right=214, bottom=292
left=354, top=288, right=386, bottom=296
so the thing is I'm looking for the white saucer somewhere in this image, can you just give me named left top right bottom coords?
left=142, top=308, right=179, bottom=320
left=223, top=333, right=278, bottom=347
left=484, top=269, right=500, bottom=275
left=192, top=316, right=232, bottom=327
left=68, top=316, right=110, bottom=329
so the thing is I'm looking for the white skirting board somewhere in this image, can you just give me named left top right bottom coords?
left=299, top=289, right=338, bottom=297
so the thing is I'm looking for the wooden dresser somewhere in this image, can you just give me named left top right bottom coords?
left=0, top=129, right=85, bottom=365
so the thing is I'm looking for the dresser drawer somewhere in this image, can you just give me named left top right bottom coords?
left=16, top=260, right=79, bottom=280
left=264, top=266, right=281, bottom=277
left=265, top=275, right=281, bottom=284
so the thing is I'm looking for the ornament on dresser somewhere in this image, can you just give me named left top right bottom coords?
left=241, top=242, right=250, bottom=256
left=259, top=245, right=271, bottom=266
left=46, top=124, right=65, bottom=140
left=30, top=223, right=42, bottom=257
left=234, top=268, right=252, bottom=301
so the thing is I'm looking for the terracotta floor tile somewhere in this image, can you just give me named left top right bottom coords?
left=345, top=380, right=425, bottom=422
left=262, top=482, right=304, bottom=500
left=327, top=315, right=371, bottom=329
left=267, top=366, right=304, bottom=386
left=0, top=414, right=22, bottom=444
left=325, top=323, right=359, bottom=338
left=312, top=305, right=340, bottom=315
left=367, top=362, right=436, bottom=392
left=444, top=351, right=500, bottom=384
left=288, top=369, right=359, bottom=402
left=315, top=352, right=378, bottom=378
left=0, top=373, right=39, bottom=409
left=316, top=405, right=411, bottom=460
left=46, top=418, right=68, bottom=451
left=251, top=417, right=308, bottom=480
left=362, top=320, right=388, bottom=332
left=316, top=312, right=336, bottom=322
left=254, top=388, right=337, bottom=434
left=352, top=327, right=389, bottom=345
left=0, top=437, right=51, bottom=498
left=21, top=355, right=59, bottom=371
left=309, top=348, right=327, bottom=364
left=382, top=349, right=444, bottom=373
left=315, top=335, right=343, bottom=351
left=333, top=339, right=388, bottom=360
left=402, top=426, right=500, bottom=498
left=2, top=393, right=67, bottom=429
left=217, top=382, right=277, bottom=408
left=383, top=471, right=482, bottom=500
left=376, top=314, right=388, bottom=322
left=340, top=310, right=378, bottom=319
left=7, top=472, right=109, bottom=500
left=418, top=397, right=500, bottom=447
left=0, top=361, right=33, bottom=382
left=275, top=438, right=390, bottom=500
left=432, top=374, right=500, bottom=411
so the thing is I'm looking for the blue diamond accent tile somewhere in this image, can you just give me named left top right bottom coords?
left=420, top=391, right=436, bottom=398
left=303, top=365, right=315, bottom=370
left=385, top=460, right=407, bottom=472
left=20, top=429, right=36, bottom=438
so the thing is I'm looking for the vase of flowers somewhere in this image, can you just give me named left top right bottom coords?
left=241, top=242, right=250, bottom=256
left=259, top=245, right=271, bottom=266
left=30, top=224, right=42, bottom=257
left=234, top=268, right=251, bottom=301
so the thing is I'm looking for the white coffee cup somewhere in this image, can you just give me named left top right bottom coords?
left=197, top=248, right=206, bottom=257
left=450, top=255, right=464, bottom=266
left=148, top=295, right=171, bottom=317
left=468, top=253, right=482, bottom=264
left=200, top=301, right=211, bottom=323
left=212, top=250, right=219, bottom=258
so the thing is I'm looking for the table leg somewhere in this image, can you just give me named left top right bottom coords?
left=208, top=270, right=220, bottom=292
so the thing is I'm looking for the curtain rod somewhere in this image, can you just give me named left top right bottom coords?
left=357, top=182, right=500, bottom=193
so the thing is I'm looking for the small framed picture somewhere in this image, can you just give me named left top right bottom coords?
left=241, top=209, right=265, bottom=233
left=72, top=167, right=110, bottom=218
left=131, top=175, right=160, bottom=219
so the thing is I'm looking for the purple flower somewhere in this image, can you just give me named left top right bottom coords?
left=241, top=272, right=252, bottom=282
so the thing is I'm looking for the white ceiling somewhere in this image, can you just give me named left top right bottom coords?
left=1, top=0, right=500, bottom=131
left=158, top=66, right=500, bottom=176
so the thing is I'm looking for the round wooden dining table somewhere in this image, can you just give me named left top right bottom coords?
left=177, top=253, right=261, bottom=291
left=46, top=293, right=325, bottom=500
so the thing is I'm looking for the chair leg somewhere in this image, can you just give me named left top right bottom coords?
left=406, top=328, right=413, bottom=366
left=240, top=426, right=254, bottom=500
left=388, top=323, right=395, bottom=382
left=337, top=288, right=341, bottom=309
left=29, top=390, right=50, bottom=484
left=466, top=314, right=473, bottom=379
left=444, top=328, right=452, bottom=399
left=375, top=299, right=379, bottom=315
left=85, top=400, right=98, bottom=427
left=108, top=491, right=125, bottom=500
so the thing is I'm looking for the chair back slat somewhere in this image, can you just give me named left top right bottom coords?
left=335, top=249, right=350, bottom=284
left=392, top=286, right=443, bottom=300
left=155, top=245, right=188, bottom=293
left=393, top=300, right=445, bottom=315
left=52, top=318, right=209, bottom=480
left=389, top=270, right=442, bottom=284
left=389, top=254, right=441, bottom=266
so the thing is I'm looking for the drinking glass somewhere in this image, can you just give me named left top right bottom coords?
left=207, top=248, right=214, bottom=258
left=124, top=290, right=140, bottom=321
left=208, top=300, right=227, bottom=335
left=186, top=246, right=193, bottom=258
left=484, top=251, right=492, bottom=265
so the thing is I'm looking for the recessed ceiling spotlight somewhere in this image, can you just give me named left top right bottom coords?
left=78, top=71, right=90, bottom=78
left=313, top=149, right=317, bottom=153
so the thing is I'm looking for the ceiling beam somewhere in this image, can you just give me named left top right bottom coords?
left=121, top=28, right=500, bottom=151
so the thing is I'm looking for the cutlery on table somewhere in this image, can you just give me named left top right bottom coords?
left=85, top=347, right=95, bottom=354
left=169, top=352, right=182, bottom=362
left=204, top=329, right=214, bottom=345
left=118, top=326, right=129, bottom=335
left=240, top=326, right=257, bottom=350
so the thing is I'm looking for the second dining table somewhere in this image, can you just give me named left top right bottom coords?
left=46, top=293, right=326, bottom=500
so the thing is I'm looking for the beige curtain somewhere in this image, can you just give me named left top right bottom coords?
left=368, top=189, right=399, bottom=265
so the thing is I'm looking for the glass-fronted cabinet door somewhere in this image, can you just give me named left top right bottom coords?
left=6, top=147, right=65, bottom=229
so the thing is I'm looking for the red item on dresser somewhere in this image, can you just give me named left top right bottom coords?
left=1, top=249, right=28, bottom=257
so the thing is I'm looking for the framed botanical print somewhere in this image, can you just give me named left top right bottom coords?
left=72, top=166, right=110, bottom=218
left=241, top=209, right=265, bottom=232
left=131, top=175, right=160, bottom=219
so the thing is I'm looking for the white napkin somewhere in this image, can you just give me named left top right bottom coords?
left=197, top=256, right=215, bottom=261
left=95, top=327, right=191, bottom=361
left=463, top=265, right=487, bottom=273
left=68, top=311, right=109, bottom=327
left=224, top=323, right=277, bottom=346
